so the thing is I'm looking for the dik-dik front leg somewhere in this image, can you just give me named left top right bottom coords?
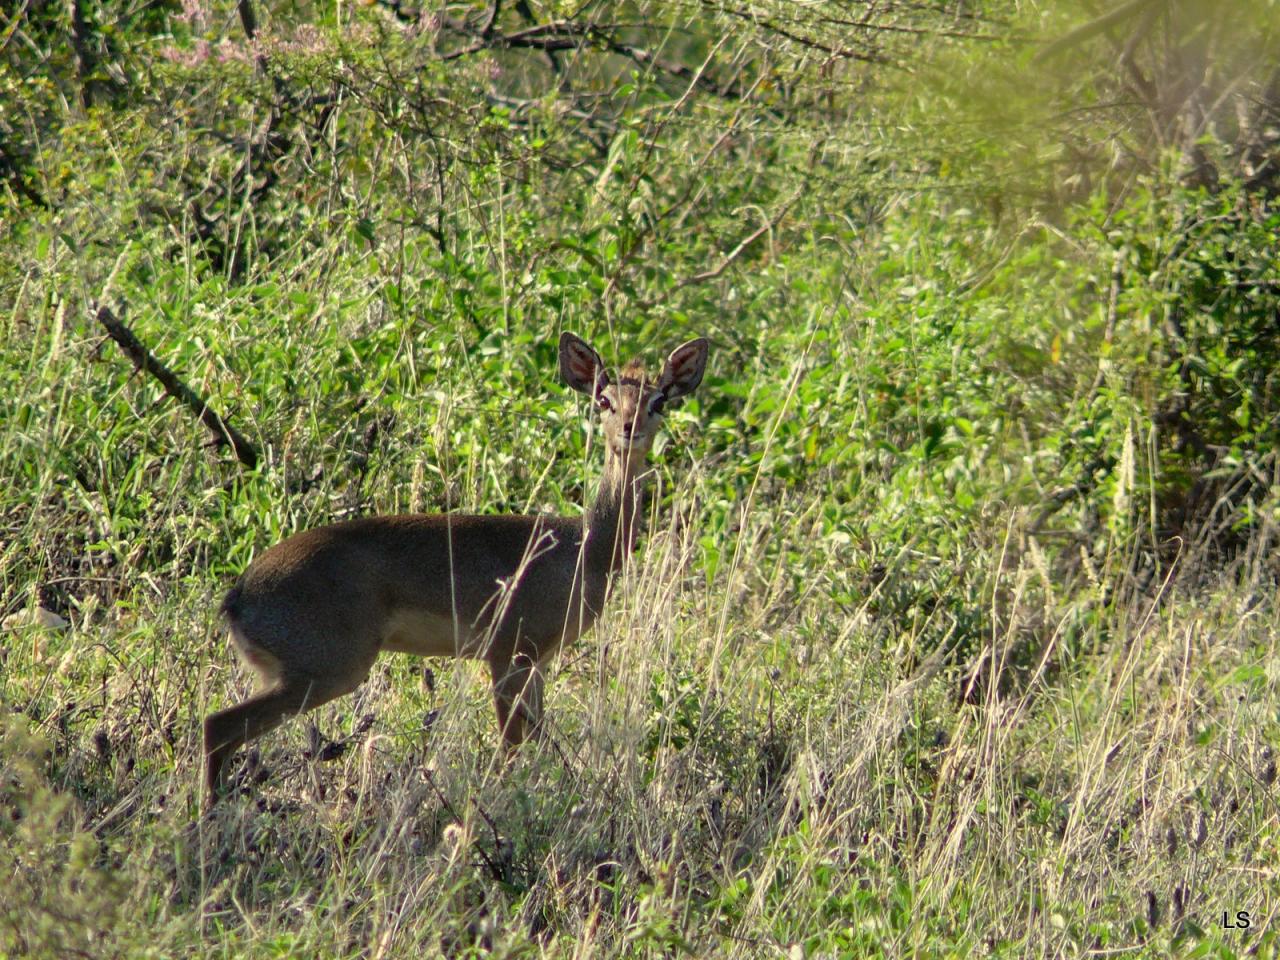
left=490, top=652, right=545, bottom=750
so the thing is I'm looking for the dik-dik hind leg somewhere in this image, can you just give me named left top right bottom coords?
left=490, top=653, right=545, bottom=751
left=203, top=677, right=354, bottom=802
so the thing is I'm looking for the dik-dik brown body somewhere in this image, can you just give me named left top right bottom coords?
left=203, top=332, right=709, bottom=801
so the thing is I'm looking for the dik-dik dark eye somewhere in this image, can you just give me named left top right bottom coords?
left=597, top=394, right=613, bottom=411
left=649, top=393, right=666, bottom=415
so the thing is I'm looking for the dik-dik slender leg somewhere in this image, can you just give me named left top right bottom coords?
left=490, top=652, right=545, bottom=750
left=203, top=676, right=357, bottom=800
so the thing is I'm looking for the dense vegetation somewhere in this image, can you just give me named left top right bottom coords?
left=4, top=1, right=1280, bottom=956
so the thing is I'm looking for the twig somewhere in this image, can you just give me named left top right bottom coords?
left=716, top=5, right=888, bottom=65
left=665, top=190, right=802, bottom=296
left=422, top=768, right=508, bottom=882
left=480, top=0, right=501, bottom=37
left=94, top=303, right=260, bottom=470
left=1029, top=453, right=1117, bottom=534
left=439, top=19, right=747, bottom=99
left=1035, top=0, right=1163, bottom=64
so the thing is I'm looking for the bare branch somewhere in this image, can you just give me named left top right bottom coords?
left=666, top=190, right=803, bottom=296
left=95, top=304, right=260, bottom=471
left=716, top=5, right=888, bottom=65
left=439, top=19, right=749, bottom=99
left=1036, top=0, right=1165, bottom=64
left=481, top=0, right=501, bottom=38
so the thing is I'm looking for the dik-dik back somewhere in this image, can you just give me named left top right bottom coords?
left=203, top=332, right=709, bottom=802
left=222, top=512, right=602, bottom=667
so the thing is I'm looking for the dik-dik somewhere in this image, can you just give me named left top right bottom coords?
left=203, top=332, right=709, bottom=800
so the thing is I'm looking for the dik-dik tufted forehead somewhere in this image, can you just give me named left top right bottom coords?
left=617, top=359, right=650, bottom=386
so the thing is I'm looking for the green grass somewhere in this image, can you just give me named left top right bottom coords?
left=5, top=278, right=1279, bottom=955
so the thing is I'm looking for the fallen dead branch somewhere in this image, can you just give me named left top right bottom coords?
left=94, top=303, right=260, bottom=470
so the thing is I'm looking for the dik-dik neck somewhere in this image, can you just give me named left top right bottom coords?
left=585, top=444, right=647, bottom=576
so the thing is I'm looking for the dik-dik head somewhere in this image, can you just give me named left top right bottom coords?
left=559, top=333, right=709, bottom=458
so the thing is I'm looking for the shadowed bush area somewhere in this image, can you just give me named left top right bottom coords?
left=4, top=1, right=1280, bottom=956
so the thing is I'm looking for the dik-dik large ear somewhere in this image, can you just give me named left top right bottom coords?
left=656, top=338, right=709, bottom=402
left=559, top=332, right=609, bottom=397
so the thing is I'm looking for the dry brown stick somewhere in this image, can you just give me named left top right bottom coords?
left=666, top=190, right=803, bottom=296
left=94, top=303, right=260, bottom=470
